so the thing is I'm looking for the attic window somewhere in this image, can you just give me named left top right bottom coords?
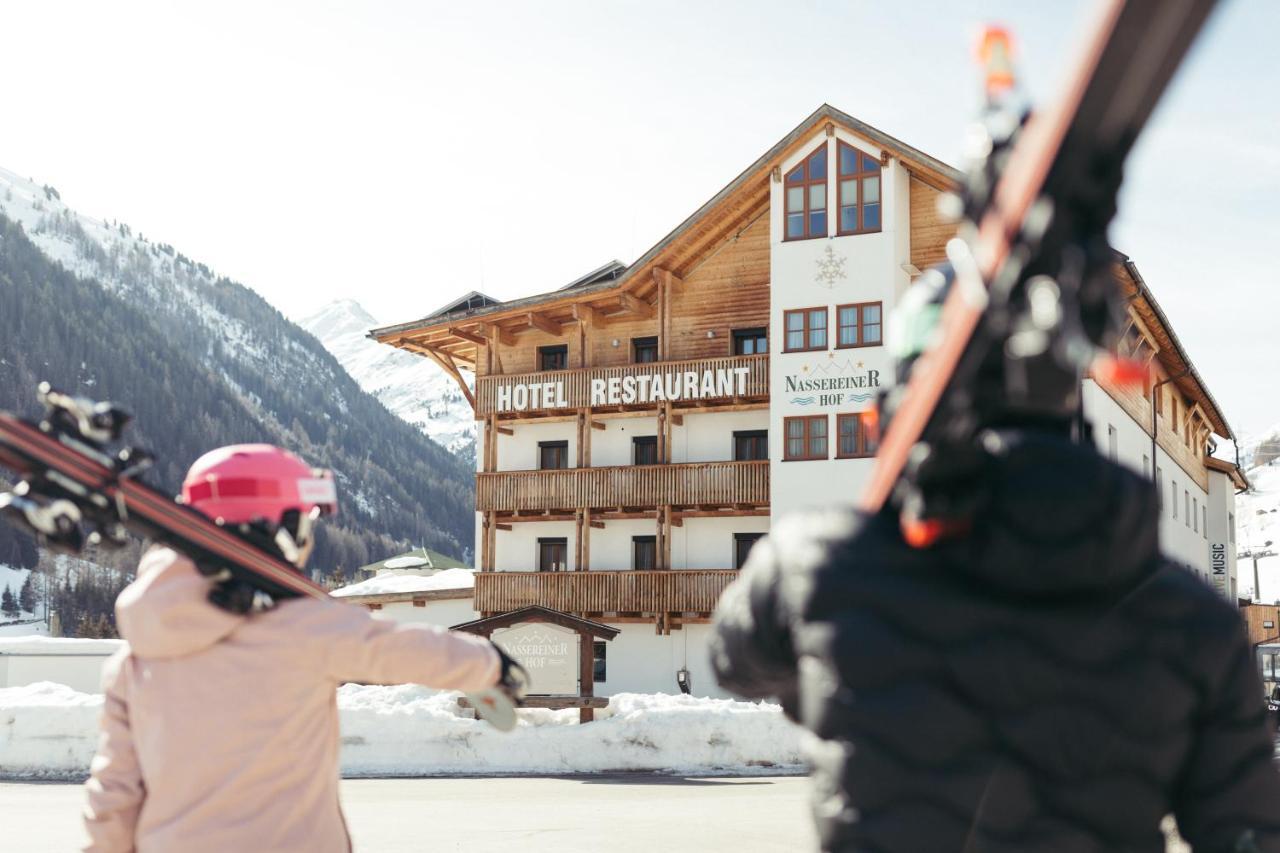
left=784, top=145, right=828, bottom=241
left=837, top=142, right=882, bottom=235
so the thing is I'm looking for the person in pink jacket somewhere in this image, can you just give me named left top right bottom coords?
left=81, top=445, right=520, bottom=853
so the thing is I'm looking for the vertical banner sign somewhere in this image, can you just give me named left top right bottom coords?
left=1210, top=543, right=1227, bottom=597
left=491, top=622, right=579, bottom=694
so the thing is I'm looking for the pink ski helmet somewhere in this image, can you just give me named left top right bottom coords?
left=181, top=444, right=338, bottom=528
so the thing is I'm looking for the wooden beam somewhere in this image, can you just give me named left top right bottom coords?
left=484, top=323, right=517, bottom=347
left=618, top=292, right=655, bottom=319
left=589, top=521, right=606, bottom=529
left=527, top=312, right=564, bottom=337
left=671, top=414, right=684, bottom=426
left=591, top=420, right=607, bottom=431
left=495, top=425, right=514, bottom=436
left=447, top=327, right=488, bottom=347
left=574, top=303, right=607, bottom=328
left=495, top=523, right=512, bottom=531
left=419, top=346, right=475, bottom=410
left=582, top=508, right=591, bottom=571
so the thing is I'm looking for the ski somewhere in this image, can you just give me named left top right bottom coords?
left=0, top=384, right=519, bottom=730
left=861, top=0, right=1220, bottom=513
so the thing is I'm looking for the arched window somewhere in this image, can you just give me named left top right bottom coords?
left=837, top=142, right=882, bottom=235
left=784, top=145, right=828, bottom=240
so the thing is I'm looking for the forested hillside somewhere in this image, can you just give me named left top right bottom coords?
left=0, top=193, right=475, bottom=582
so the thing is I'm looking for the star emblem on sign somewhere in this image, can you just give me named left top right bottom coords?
left=814, top=244, right=848, bottom=288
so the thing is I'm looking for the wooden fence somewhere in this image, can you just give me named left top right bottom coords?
left=474, top=569, right=738, bottom=614
left=476, top=460, right=769, bottom=512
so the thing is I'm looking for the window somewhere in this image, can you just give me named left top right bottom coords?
left=734, top=532, right=765, bottom=569
left=784, top=415, right=827, bottom=461
left=537, top=538, right=567, bottom=572
left=837, top=413, right=877, bottom=458
left=733, top=327, right=768, bottom=355
left=538, top=440, right=568, bottom=470
left=633, top=436, right=658, bottom=465
left=837, top=142, right=882, bottom=234
left=539, top=345, right=568, bottom=371
left=593, top=641, right=607, bottom=683
left=1229, top=513, right=1235, bottom=543
left=1170, top=396, right=1179, bottom=431
left=1155, top=467, right=1163, bottom=509
left=1107, top=425, right=1118, bottom=460
left=1202, top=505, right=1207, bottom=540
left=632, top=336, right=658, bottom=364
left=733, top=430, right=768, bottom=461
left=633, top=536, right=657, bottom=570
left=1193, top=497, right=1198, bottom=532
left=836, top=302, right=882, bottom=348
left=1143, top=454, right=1150, bottom=478
left=784, top=307, right=828, bottom=352
left=784, top=145, right=828, bottom=240
left=1184, top=490, right=1190, bottom=527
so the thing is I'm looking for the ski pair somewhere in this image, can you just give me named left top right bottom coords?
left=0, top=384, right=519, bottom=730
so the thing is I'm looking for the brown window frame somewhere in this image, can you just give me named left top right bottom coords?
left=836, top=141, right=883, bottom=236
left=783, top=415, right=828, bottom=461
left=632, top=535, right=657, bottom=570
left=783, top=144, right=829, bottom=242
left=632, top=435, right=658, bottom=465
left=537, top=537, right=568, bottom=572
left=592, top=641, right=607, bottom=683
left=783, top=307, right=828, bottom=353
left=538, top=344, right=568, bottom=372
left=732, top=429, right=768, bottom=461
left=835, top=301, right=883, bottom=349
left=538, top=440, right=569, bottom=470
left=733, top=532, right=765, bottom=569
left=836, top=412, right=877, bottom=459
left=632, top=336, right=659, bottom=364
left=731, top=327, right=768, bottom=356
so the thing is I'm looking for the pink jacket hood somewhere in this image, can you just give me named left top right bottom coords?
left=114, top=547, right=243, bottom=658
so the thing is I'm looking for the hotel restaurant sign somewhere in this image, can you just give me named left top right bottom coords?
left=495, top=366, right=753, bottom=413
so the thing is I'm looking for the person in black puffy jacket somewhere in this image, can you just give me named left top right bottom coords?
left=711, top=426, right=1280, bottom=852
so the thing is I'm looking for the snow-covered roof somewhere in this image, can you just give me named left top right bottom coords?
left=331, top=568, right=476, bottom=599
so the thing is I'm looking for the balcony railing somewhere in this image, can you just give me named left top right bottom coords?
left=476, top=353, right=768, bottom=416
left=476, top=460, right=769, bottom=513
left=474, top=569, right=739, bottom=614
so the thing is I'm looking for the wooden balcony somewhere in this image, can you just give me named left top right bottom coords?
left=476, top=460, right=769, bottom=513
left=475, top=353, right=768, bottom=416
left=474, top=569, right=738, bottom=615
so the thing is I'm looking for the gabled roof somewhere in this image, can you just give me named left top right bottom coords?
left=559, top=260, right=627, bottom=291
left=423, top=290, right=501, bottom=320
left=451, top=605, right=621, bottom=639
left=368, top=104, right=958, bottom=345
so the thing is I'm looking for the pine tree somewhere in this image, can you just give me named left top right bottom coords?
left=1, top=584, right=16, bottom=617
left=18, top=572, right=36, bottom=613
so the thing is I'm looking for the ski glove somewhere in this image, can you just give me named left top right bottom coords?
left=492, top=644, right=530, bottom=703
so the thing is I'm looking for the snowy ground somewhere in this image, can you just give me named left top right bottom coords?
left=1239, top=459, right=1280, bottom=601
left=0, top=682, right=803, bottom=780
left=331, top=567, right=476, bottom=597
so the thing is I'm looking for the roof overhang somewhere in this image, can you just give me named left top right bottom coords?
left=451, top=605, right=621, bottom=639
left=1205, top=456, right=1249, bottom=490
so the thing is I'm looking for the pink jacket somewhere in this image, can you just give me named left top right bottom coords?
left=82, top=547, right=500, bottom=853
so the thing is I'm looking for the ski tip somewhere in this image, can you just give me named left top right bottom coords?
left=977, top=24, right=1017, bottom=97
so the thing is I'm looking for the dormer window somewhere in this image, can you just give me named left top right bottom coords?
left=784, top=145, right=828, bottom=240
left=837, top=142, right=882, bottom=235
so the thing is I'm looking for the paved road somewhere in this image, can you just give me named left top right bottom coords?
left=0, top=775, right=815, bottom=852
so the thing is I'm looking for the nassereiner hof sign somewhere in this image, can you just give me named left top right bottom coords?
left=783, top=358, right=882, bottom=409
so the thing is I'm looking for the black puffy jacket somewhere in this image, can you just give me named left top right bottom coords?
left=711, top=432, right=1280, bottom=852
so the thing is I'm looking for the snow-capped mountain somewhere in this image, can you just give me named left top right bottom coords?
left=0, top=166, right=475, bottom=573
left=300, top=300, right=476, bottom=458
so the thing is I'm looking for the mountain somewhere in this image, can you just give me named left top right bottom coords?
left=300, top=300, right=476, bottom=458
left=1242, top=421, right=1280, bottom=469
left=0, top=167, right=475, bottom=581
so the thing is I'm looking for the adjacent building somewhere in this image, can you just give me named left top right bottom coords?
left=370, top=105, right=1244, bottom=699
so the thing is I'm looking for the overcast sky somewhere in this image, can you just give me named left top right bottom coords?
left=3, top=1, right=1277, bottom=438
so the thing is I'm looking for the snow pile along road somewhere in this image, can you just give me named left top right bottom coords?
left=0, top=684, right=803, bottom=780
left=330, top=568, right=476, bottom=598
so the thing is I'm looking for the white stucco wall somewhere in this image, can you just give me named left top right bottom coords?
left=493, top=520, right=576, bottom=571
left=1081, top=380, right=1219, bottom=587
left=590, top=416, right=658, bottom=467
left=671, top=516, right=769, bottom=570
left=369, top=597, right=479, bottom=629
left=1207, top=469, right=1239, bottom=600
left=768, top=128, right=902, bottom=518
left=494, top=420, right=577, bottom=472
left=594, top=623, right=731, bottom=699
left=672, top=411, right=769, bottom=463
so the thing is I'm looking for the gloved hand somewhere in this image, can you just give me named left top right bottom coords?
left=492, top=644, right=530, bottom=703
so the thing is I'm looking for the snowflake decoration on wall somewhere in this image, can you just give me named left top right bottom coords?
left=814, top=244, right=847, bottom=288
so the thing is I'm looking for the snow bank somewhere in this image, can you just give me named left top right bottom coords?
left=331, top=568, right=476, bottom=597
left=0, top=683, right=803, bottom=780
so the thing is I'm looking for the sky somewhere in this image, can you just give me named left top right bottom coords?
left=2, top=0, right=1277, bottom=439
